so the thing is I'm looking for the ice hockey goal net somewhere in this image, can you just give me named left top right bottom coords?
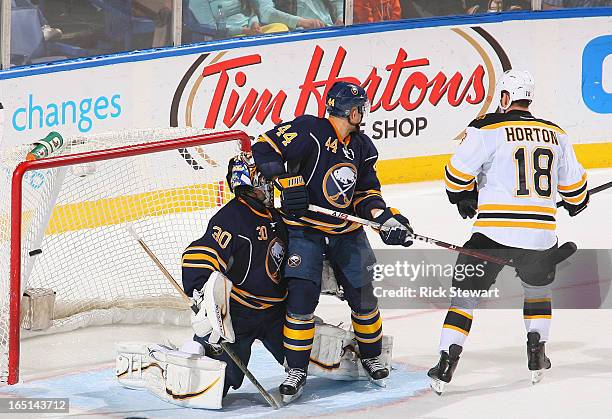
left=0, top=127, right=250, bottom=384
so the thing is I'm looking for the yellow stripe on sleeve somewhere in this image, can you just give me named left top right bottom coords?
left=445, top=178, right=475, bottom=191
left=181, top=263, right=216, bottom=271
left=181, top=253, right=220, bottom=270
left=446, top=162, right=475, bottom=182
left=558, top=173, right=587, bottom=191
left=184, top=246, right=227, bottom=269
left=562, top=190, right=588, bottom=204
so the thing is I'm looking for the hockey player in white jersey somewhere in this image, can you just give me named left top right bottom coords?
left=428, top=70, right=589, bottom=393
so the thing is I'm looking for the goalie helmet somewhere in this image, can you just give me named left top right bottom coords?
left=326, top=81, right=370, bottom=118
left=497, top=69, right=535, bottom=110
left=226, top=152, right=273, bottom=206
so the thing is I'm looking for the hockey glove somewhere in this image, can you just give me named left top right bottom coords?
left=274, top=174, right=309, bottom=217
left=561, top=191, right=589, bottom=217
left=374, top=208, right=413, bottom=247
left=457, top=199, right=478, bottom=219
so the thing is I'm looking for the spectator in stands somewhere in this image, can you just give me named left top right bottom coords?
left=543, top=0, right=612, bottom=7
left=254, top=0, right=343, bottom=29
left=354, top=0, right=402, bottom=22
left=133, top=0, right=173, bottom=47
left=401, top=0, right=464, bottom=18
left=14, top=0, right=63, bottom=41
left=188, top=0, right=289, bottom=36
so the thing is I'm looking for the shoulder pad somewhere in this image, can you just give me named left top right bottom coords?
left=531, top=117, right=565, bottom=133
left=468, top=113, right=506, bottom=129
left=352, top=130, right=375, bottom=146
left=270, top=114, right=323, bottom=135
left=209, top=199, right=241, bottom=226
left=288, top=114, right=322, bottom=128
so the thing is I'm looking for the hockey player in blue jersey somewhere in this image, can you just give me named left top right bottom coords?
left=182, top=152, right=288, bottom=397
left=252, top=81, right=414, bottom=402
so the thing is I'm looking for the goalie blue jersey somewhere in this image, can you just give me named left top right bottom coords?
left=252, top=115, right=386, bottom=235
left=182, top=197, right=288, bottom=310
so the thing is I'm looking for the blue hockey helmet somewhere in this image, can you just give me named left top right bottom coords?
left=226, top=152, right=273, bottom=206
left=326, top=81, right=369, bottom=118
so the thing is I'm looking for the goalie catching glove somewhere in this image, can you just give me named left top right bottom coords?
left=274, top=174, right=309, bottom=217
left=191, top=271, right=235, bottom=344
left=373, top=207, right=413, bottom=247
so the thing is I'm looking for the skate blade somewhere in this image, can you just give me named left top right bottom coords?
left=281, top=387, right=303, bottom=404
left=531, top=370, right=544, bottom=384
left=369, top=377, right=387, bottom=388
left=430, top=378, right=445, bottom=395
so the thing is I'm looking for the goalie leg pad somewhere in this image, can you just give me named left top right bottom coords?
left=308, top=324, right=394, bottom=381
left=116, top=341, right=166, bottom=390
left=116, top=341, right=226, bottom=409
left=152, top=352, right=226, bottom=410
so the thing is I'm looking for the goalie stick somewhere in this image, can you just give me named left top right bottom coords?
left=308, top=204, right=577, bottom=269
left=125, top=225, right=282, bottom=410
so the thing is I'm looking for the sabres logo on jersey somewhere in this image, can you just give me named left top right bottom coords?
left=323, top=163, right=358, bottom=208
left=266, top=238, right=286, bottom=284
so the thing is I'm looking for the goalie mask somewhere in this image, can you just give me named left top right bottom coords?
left=226, top=152, right=273, bottom=206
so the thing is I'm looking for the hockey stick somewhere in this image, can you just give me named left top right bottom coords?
left=308, top=205, right=576, bottom=268
left=125, top=226, right=282, bottom=410
left=555, top=180, right=612, bottom=207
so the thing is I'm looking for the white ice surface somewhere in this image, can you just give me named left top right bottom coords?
left=3, top=168, right=611, bottom=419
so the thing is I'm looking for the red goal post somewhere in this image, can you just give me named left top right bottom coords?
left=4, top=129, right=251, bottom=385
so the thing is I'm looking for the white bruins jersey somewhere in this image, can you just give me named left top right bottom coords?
left=445, top=110, right=588, bottom=250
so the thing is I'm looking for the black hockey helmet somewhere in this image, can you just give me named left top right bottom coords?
left=326, top=81, right=369, bottom=118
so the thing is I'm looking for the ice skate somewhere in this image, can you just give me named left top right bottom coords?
left=279, top=368, right=307, bottom=404
left=361, top=356, right=389, bottom=387
left=428, top=344, right=462, bottom=395
left=527, top=332, right=551, bottom=384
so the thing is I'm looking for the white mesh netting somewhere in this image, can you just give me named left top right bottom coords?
left=0, top=127, right=244, bottom=383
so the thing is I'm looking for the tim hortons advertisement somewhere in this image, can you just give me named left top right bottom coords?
left=0, top=14, right=610, bottom=164
left=168, top=17, right=611, bottom=162
left=170, top=26, right=499, bottom=160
